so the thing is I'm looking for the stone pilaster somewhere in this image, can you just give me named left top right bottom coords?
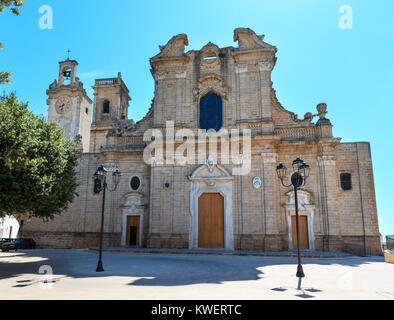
left=153, top=71, right=165, bottom=127
left=235, top=63, right=248, bottom=126
left=258, top=62, right=273, bottom=120
left=261, top=152, right=280, bottom=250
left=175, top=71, right=187, bottom=126
left=317, top=154, right=342, bottom=251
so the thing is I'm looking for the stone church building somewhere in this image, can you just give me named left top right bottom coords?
left=24, top=28, right=381, bottom=255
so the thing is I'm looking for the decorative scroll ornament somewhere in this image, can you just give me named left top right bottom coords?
left=153, top=33, right=189, bottom=59
left=193, top=73, right=230, bottom=101
left=233, top=28, right=276, bottom=51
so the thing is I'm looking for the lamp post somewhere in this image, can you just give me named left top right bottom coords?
left=18, top=216, right=31, bottom=239
left=19, top=219, right=24, bottom=239
left=276, top=157, right=310, bottom=279
left=93, top=165, right=122, bottom=272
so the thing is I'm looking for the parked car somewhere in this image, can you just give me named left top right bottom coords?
left=1, top=238, right=36, bottom=252
left=0, top=238, right=12, bottom=246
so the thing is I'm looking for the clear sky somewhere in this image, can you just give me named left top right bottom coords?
left=1, top=0, right=393, bottom=240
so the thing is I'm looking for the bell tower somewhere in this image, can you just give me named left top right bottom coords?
left=47, top=58, right=93, bottom=153
left=89, top=72, right=131, bottom=152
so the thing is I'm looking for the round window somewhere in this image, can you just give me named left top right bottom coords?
left=130, top=176, right=141, bottom=191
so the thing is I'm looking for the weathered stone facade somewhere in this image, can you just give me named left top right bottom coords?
left=24, top=28, right=382, bottom=256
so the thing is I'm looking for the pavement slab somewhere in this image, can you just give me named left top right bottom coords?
left=0, top=249, right=392, bottom=300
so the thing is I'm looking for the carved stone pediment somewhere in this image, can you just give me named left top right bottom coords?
left=283, top=189, right=315, bottom=210
left=122, top=192, right=147, bottom=211
left=201, top=42, right=220, bottom=54
left=151, top=33, right=189, bottom=59
left=188, top=163, right=233, bottom=182
left=198, top=73, right=223, bottom=85
left=193, top=73, right=230, bottom=101
left=233, top=28, right=276, bottom=51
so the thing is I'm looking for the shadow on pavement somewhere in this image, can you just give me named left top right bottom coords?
left=271, top=278, right=324, bottom=299
left=0, top=249, right=384, bottom=288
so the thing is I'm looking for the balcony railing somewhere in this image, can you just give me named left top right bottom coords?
left=274, top=126, right=320, bottom=141
left=95, top=78, right=119, bottom=86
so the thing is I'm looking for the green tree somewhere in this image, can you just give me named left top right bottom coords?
left=0, top=93, right=79, bottom=220
left=0, top=0, right=25, bottom=84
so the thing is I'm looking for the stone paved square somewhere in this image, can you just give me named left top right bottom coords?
left=0, top=249, right=392, bottom=300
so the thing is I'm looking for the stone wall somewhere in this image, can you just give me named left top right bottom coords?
left=26, top=29, right=382, bottom=257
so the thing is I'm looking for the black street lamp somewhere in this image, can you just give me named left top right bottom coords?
left=19, top=215, right=31, bottom=239
left=93, top=165, right=122, bottom=272
left=276, top=157, right=310, bottom=279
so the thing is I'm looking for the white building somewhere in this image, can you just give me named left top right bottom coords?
left=0, top=216, right=20, bottom=239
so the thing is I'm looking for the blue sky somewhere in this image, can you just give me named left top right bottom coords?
left=1, top=0, right=393, bottom=240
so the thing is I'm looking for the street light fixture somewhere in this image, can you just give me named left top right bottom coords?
left=276, top=157, right=310, bottom=279
left=93, top=165, right=122, bottom=272
left=18, top=215, right=32, bottom=239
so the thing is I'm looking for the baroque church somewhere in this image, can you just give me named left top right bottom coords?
left=24, top=28, right=382, bottom=255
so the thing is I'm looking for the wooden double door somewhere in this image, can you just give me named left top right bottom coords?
left=291, top=215, right=309, bottom=249
left=198, top=193, right=224, bottom=248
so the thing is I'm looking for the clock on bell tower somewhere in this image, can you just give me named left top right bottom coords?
left=47, top=58, right=93, bottom=153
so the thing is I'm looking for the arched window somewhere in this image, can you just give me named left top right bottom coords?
left=62, top=67, right=72, bottom=85
left=103, top=100, right=110, bottom=114
left=199, top=92, right=222, bottom=131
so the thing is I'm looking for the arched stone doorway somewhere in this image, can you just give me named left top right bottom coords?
left=283, top=190, right=315, bottom=250
left=121, top=193, right=147, bottom=247
left=188, top=163, right=234, bottom=250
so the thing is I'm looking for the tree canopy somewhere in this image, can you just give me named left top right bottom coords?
left=0, top=0, right=24, bottom=15
left=0, top=93, right=79, bottom=220
left=0, top=0, right=25, bottom=84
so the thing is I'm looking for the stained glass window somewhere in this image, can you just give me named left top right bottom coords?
left=199, top=92, right=222, bottom=131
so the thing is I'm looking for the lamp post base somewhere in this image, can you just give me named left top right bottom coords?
left=296, top=264, right=305, bottom=278
left=96, top=260, right=104, bottom=272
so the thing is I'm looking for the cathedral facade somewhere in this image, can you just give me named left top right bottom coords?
left=24, top=28, right=382, bottom=255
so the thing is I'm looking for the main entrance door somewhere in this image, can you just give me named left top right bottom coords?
left=198, top=193, right=224, bottom=248
left=126, top=216, right=140, bottom=246
left=291, top=215, right=309, bottom=249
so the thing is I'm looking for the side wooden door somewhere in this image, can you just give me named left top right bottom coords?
left=126, top=216, right=140, bottom=246
left=291, top=215, right=309, bottom=249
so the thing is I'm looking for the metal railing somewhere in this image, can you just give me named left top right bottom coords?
left=386, top=235, right=394, bottom=250
left=95, top=78, right=119, bottom=86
